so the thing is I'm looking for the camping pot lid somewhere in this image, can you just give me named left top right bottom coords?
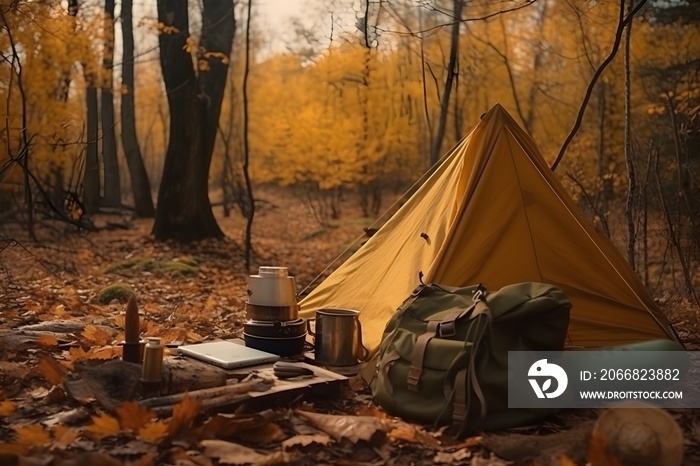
left=244, top=318, right=306, bottom=338
left=257, top=266, right=289, bottom=277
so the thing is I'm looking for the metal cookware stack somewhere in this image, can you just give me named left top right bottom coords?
left=243, top=266, right=306, bottom=356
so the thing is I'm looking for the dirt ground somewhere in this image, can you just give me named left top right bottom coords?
left=1, top=186, right=699, bottom=465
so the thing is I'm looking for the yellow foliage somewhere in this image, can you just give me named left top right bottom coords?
left=36, top=356, right=67, bottom=386
left=51, top=425, right=80, bottom=450
left=0, top=400, right=16, bottom=417
left=167, top=395, right=202, bottom=437
left=138, top=420, right=170, bottom=445
left=85, top=412, right=121, bottom=440
left=82, top=324, right=112, bottom=346
left=116, top=401, right=156, bottom=432
left=14, top=424, right=51, bottom=446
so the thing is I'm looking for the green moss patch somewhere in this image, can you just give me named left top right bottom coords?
left=104, top=256, right=199, bottom=277
left=91, top=283, right=135, bottom=304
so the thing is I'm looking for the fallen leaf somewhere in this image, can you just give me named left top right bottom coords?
left=82, top=324, right=111, bottom=346
left=196, top=412, right=274, bottom=439
left=143, top=303, right=161, bottom=314
left=200, top=439, right=289, bottom=465
left=60, top=452, right=123, bottom=466
left=172, top=449, right=214, bottom=466
left=559, top=456, right=578, bottom=466
left=434, top=447, right=471, bottom=463
left=138, top=421, right=169, bottom=444
left=0, top=400, right=16, bottom=417
left=281, top=433, right=332, bottom=450
left=85, top=412, right=121, bottom=439
left=67, top=346, right=89, bottom=363
left=235, top=423, right=287, bottom=444
left=296, top=410, right=386, bottom=444
left=37, top=356, right=67, bottom=386
left=36, top=335, right=59, bottom=347
left=186, top=330, right=205, bottom=342
left=15, top=424, right=51, bottom=446
left=51, top=425, right=80, bottom=450
left=0, top=443, right=29, bottom=455
left=168, top=395, right=201, bottom=437
left=87, top=345, right=120, bottom=360
left=54, top=304, right=67, bottom=317
left=116, top=402, right=156, bottom=432
left=30, top=387, right=50, bottom=399
left=0, top=361, right=30, bottom=379
left=130, top=452, right=158, bottom=466
left=110, top=439, right=156, bottom=456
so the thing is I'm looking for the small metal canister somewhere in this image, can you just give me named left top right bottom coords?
left=141, top=337, right=164, bottom=383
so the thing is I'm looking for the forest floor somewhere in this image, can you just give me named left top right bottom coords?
left=1, top=186, right=699, bottom=466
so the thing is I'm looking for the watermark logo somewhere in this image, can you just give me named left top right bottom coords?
left=528, top=359, right=568, bottom=399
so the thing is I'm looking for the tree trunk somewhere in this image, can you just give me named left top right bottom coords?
left=100, top=0, right=121, bottom=208
left=120, top=0, right=155, bottom=218
left=152, top=0, right=233, bottom=241
left=199, top=0, right=236, bottom=163
left=429, top=0, right=463, bottom=166
left=623, top=0, right=636, bottom=269
left=83, top=85, right=100, bottom=215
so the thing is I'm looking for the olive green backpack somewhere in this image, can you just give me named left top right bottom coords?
left=370, top=281, right=571, bottom=433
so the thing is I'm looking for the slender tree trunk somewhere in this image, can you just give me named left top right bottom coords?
left=153, top=0, right=233, bottom=241
left=242, top=0, right=255, bottom=270
left=429, top=0, right=463, bottom=166
left=551, top=0, right=648, bottom=171
left=100, top=0, right=121, bottom=208
left=418, top=6, right=433, bottom=167
left=596, top=84, right=611, bottom=238
left=623, top=0, right=636, bottom=269
left=83, top=84, right=100, bottom=214
left=120, top=0, right=155, bottom=217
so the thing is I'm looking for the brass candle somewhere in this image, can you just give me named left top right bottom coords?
left=122, top=296, right=142, bottom=364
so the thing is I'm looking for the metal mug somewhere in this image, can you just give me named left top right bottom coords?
left=309, top=308, right=369, bottom=366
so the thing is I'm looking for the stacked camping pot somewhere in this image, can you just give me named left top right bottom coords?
left=243, top=266, right=306, bottom=356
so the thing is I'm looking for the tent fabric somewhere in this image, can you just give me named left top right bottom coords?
left=299, top=104, right=677, bottom=354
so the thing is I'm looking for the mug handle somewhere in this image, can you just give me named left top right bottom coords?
left=307, top=318, right=316, bottom=337
left=354, top=318, right=370, bottom=362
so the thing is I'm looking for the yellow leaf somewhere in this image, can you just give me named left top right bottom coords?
left=37, top=356, right=67, bottom=385
left=52, top=425, right=79, bottom=450
left=0, top=443, right=28, bottom=455
left=87, top=345, right=119, bottom=360
left=82, top=324, right=111, bottom=346
left=36, top=335, right=59, bottom=347
left=0, top=400, right=16, bottom=417
left=14, top=424, right=51, bottom=446
left=167, top=395, right=201, bottom=437
left=138, top=421, right=169, bottom=445
left=53, top=304, right=67, bottom=317
left=116, top=401, right=156, bottom=432
left=86, top=412, right=121, bottom=439
left=186, top=331, right=204, bottom=343
left=113, top=314, right=126, bottom=328
left=68, top=346, right=89, bottom=362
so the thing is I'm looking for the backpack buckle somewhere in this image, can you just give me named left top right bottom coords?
left=438, top=321, right=456, bottom=337
left=472, top=284, right=486, bottom=302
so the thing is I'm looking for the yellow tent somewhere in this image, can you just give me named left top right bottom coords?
left=299, top=104, right=678, bottom=353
